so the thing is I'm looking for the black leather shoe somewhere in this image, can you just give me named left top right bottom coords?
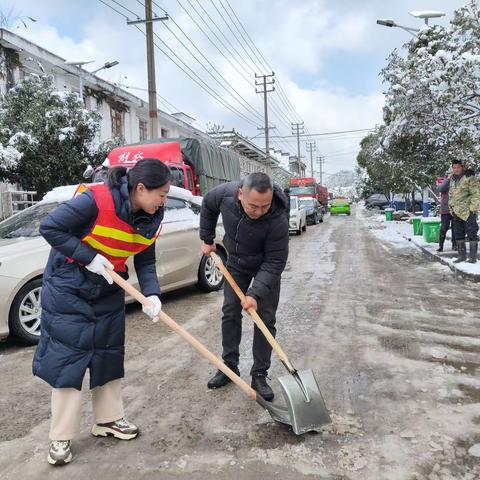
left=207, top=365, right=240, bottom=389
left=251, top=375, right=274, bottom=401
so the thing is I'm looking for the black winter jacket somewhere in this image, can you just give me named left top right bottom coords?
left=199, top=181, right=289, bottom=300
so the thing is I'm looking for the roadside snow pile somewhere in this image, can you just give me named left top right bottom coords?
left=362, top=206, right=480, bottom=277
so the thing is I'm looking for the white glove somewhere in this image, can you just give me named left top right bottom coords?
left=85, top=254, right=113, bottom=285
left=142, top=295, right=162, bottom=322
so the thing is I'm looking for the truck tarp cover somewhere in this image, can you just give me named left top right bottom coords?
left=178, top=138, right=240, bottom=191
left=128, top=137, right=240, bottom=192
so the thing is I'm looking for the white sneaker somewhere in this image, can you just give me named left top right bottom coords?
left=47, top=440, right=72, bottom=466
left=91, top=418, right=139, bottom=440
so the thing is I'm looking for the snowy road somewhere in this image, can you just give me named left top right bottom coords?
left=0, top=206, right=479, bottom=479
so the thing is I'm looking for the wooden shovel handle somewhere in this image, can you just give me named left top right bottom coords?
left=108, top=269, right=257, bottom=400
left=210, top=253, right=295, bottom=373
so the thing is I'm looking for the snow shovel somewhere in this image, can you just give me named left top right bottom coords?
left=108, top=269, right=294, bottom=431
left=210, top=252, right=331, bottom=434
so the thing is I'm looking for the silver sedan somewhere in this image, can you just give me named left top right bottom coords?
left=0, top=185, right=226, bottom=345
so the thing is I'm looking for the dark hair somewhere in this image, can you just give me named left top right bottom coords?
left=107, top=158, right=172, bottom=190
left=242, top=172, right=273, bottom=194
left=452, top=160, right=463, bottom=166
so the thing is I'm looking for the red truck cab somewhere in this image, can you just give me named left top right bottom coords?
left=289, top=177, right=328, bottom=211
left=96, top=142, right=200, bottom=195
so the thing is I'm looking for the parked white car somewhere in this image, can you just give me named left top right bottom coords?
left=0, top=185, right=226, bottom=345
left=289, top=196, right=307, bottom=235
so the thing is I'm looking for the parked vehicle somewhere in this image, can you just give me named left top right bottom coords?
left=0, top=185, right=227, bottom=345
left=330, top=197, right=351, bottom=216
left=289, top=196, right=307, bottom=235
left=288, top=177, right=329, bottom=212
left=89, top=138, right=241, bottom=196
left=299, top=197, right=323, bottom=225
left=364, top=193, right=432, bottom=212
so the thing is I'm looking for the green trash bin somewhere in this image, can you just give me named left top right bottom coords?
left=422, top=218, right=441, bottom=243
left=385, top=208, right=394, bottom=221
left=412, top=217, right=423, bottom=235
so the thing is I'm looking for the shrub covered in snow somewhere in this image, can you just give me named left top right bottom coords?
left=0, top=74, right=117, bottom=197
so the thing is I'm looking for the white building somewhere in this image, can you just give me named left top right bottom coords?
left=0, top=28, right=209, bottom=144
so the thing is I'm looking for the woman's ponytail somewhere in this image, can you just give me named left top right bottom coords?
left=107, top=166, right=128, bottom=188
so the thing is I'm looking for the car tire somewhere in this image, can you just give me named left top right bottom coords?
left=302, top=223, right=307, bottom=232
left=9, top=278, right=43, bottom=346
left=319, top=214, right=324, bottom=223
left=196, top=249, right=226, bottom=292
left=313, top=214, right=318, bottom=225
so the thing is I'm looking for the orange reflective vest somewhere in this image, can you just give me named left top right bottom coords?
left=71, top=183, right=161, bottom=272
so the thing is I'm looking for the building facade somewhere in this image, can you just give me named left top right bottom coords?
left=0, top=28, right=209, bottom=145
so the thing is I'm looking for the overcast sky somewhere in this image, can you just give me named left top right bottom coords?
left=3, top=0, right=468, bottom=178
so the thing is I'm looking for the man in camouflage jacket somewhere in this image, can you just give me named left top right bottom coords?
left=449, top=160, right=480, bottom=263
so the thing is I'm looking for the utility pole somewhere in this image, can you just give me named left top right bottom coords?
left=306, top=142, right=316, bottom=179
left=255, top=72, right=275, bottom=175
left=317, top=156, right=325, bottom=185
left=127, top=1, right=168, bottom=139
left=291, top=122, right=304, bottom=176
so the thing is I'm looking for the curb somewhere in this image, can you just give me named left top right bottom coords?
left=401, top=233, right=480, bottom=283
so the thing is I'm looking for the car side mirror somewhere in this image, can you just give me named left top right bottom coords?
left=83, top=165, right=94, bottom=179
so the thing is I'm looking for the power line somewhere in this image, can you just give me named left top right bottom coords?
left=150, top=29, right=259, bottom=127
left=109, top=0, right=141, bottom=18
left=158, top=13, right=265, bottom=123
left=207, top=0, right=298, bottom=131
left=98, top=0, right=261, bottom=127
left=173, top=0, right=295, bottom=138
left=194, top=0, right=256, bottom=77
left=210, top=0, right=264, bottom=74
left=97, top=0, right=130, bottom=19
left=220, top=0, right=304, bottom=123
left=256, top=127, right=376, bottom=139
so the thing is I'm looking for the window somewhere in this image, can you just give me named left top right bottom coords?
left=186, top=169, right=193, bottom=191
left=160, top=128, right=169, bottom=138
left=111, top=109, right=124, bottom=139
left=0, top=202, right=58, bottom=239
left=165, top=198, right=187, bottom=210
left=170, top=167, right=185, bottom=188
left=139, top=119, right=148, bottom=141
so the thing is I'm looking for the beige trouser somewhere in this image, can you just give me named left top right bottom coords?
left=49, top=379, right=124, bottom=441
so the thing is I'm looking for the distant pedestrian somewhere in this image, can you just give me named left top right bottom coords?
left=437, top=172, right=456, bottom=252
left=448, top=160, right=480, bottom=263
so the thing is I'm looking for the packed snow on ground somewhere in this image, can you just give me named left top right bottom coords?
left=360, top=204, right=480, bottom=276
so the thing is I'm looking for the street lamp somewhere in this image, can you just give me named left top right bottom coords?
left=409, top=11, right=446, bottom=25
left=64, top=60, right=119, bottom=101
left=376, top=19, right=419, bottom=36
left=376, top=10, right=446, bottom=217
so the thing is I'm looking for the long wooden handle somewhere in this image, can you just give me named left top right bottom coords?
left=108, top=269, right=257, bottom=400
left=210, top=253, right=295, bottom=373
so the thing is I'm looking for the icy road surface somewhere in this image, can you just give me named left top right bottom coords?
left=0, top=205, right=479, bottom=479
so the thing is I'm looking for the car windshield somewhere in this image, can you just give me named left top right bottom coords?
left=0, top=202, right=59, bottom=239
left=290, top=197, right=298, bottom=209
left=290, top=186, right=315, bottom=195
left=299, top=199, right=315, bottom=206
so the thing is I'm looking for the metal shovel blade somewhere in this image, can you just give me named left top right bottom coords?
left=277, top=369, right=331, bottom=435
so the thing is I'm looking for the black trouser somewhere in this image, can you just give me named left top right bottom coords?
left=221, top=266, right=280, bottom=376
left=440, top=213, right=456, bottom=247
left=452, top=212, right=479, bottom=242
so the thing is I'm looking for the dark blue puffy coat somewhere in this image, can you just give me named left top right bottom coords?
left=33, top=177, right=163, bottom=390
